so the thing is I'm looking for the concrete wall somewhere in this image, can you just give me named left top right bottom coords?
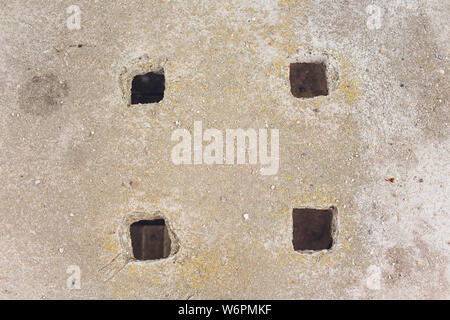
left=0, top=0, right=448, bottom=299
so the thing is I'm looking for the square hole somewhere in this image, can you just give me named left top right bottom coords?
left=292, top=208, right=335, bottom=251
left=131, top=71, right=165, bottom=104
left=289, top=62, right=328, bottom=98
left=130, top=219, right=171, bottom=260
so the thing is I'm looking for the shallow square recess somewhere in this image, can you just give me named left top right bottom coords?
left=289, top=62, right=328, bottom=98
left=292, top=208, right=336, bottom=251
left=130, top=219, right=171, bottom=260
left=131, top=71, right=165, bottom=104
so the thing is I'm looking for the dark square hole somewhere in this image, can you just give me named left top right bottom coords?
left=131, top=72, right=165, bottom=104
left=289, top=62, right=328, bottom=98
left=130, top=219, right=171, bottom=260
left=292, top=208, right=335, bottom=251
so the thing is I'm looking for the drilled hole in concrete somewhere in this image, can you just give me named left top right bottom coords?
left=290, top=62, right=328, bottom=98
left=292, top=207, right=336, bottom=251
left=130, top=219, right=171, bottom=260
left=131, top=71, right=165, bottom=104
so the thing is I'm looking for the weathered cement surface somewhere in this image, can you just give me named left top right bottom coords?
left=0, top=0, right=448, bottom=299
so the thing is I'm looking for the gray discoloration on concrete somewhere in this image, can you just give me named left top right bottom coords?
left=0, top=0, right=448, bottom=299
left=19, top=74, right=68, bottom=116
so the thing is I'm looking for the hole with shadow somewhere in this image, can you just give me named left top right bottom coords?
left=130, top=219, right=171, bottom=260
left=131, top=71, right=165, bottom=104
left=289, top=63, right=328, bottom=98
left=292, top=208, right=335, bottom=251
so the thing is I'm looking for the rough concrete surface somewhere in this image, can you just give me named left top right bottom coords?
left=0, top=0, right=448, bottom=299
